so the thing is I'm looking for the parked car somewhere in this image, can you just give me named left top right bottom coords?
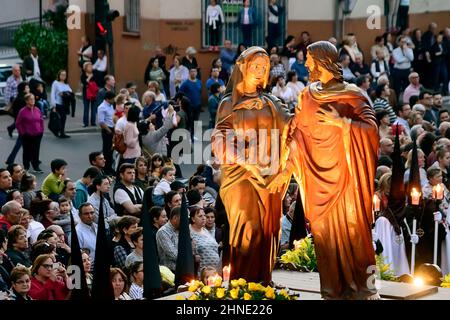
left=0, top=58, right=23, bottom=109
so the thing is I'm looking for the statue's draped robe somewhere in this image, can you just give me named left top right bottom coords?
left=212, top=93, right=292, bottom=284
left=288, top=82, right=379, bottom=299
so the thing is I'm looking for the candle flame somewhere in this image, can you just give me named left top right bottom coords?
left=373, top=194, right=381, bottom=211
left=413, top=277, right=424, bottom=286
left=411, top=188, right=421, bottom=197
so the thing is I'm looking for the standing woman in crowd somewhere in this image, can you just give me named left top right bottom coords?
left=169, top=55, right=189, bottom=99
left=238, top=0, right=256, bottom=48
left=212, top=58, right=229, bottom=84
left=122, top=106, right=141, bottom=165
left=147, top=58, right=166, bottom=94
left=15, top=93, right=44, bottom=173
left=50, top=70, right=73, bottom=138
left=110, top=267, right=132, bottom=300
left=206, top=0, right=225, bottom=52
left=147, top=81, right=166, bottom=102
left=77, top=36, right=93, bottom=69
left=29, top=254, right=69, bottom=300
left=81, top=61, right=98, bottom=127
left=189, top=206, right=220, bottom=275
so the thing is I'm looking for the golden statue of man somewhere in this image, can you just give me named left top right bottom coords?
left=212, top=47, right=292, bottom=284
left=278, top=41, right=380, bottom=299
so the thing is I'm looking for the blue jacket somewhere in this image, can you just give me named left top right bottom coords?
left=179, top=79, right=202, bottom=109
left=238, top=7, right=256, bottom=25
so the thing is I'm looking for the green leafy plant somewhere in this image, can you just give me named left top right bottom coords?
left=375, top=255, right=398, bottom=282
left=278, top=236, right=318, bottom=272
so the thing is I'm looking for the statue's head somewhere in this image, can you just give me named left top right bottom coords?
left=306, top=41, right=343, bottom=83
left=226, top=46, right=270, bottom=106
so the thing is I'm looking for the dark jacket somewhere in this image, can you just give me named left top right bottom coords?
left=5, top=248, right=31, bottom=268
left=201, top=166, right=220, bottom=192
left=23, top=55, right=43, bottom=77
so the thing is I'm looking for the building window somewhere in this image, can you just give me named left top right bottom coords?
left=202, top=0, right=288, bottom=48
left=125, top=0, right=140, bottom=33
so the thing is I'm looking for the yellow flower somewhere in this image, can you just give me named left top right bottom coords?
left=188, top=284, right=198, bottom=292
left=258, top=283, right=267, bottom=292
left=265, top=287, right=275, bottom=299
left=175, top=295, right=185, bottom=300
left=237, top=278, right=247, bottom=287
left=216, top=288, right=226, bottom=299
left=188, top=294, right=198, bottom=300
left=248, top=282, right=259, bottom=292
left=279, top=289, right=289, bottom=299
left=214, top=276, right=223, bottom=287
left=202, top=286, right=212, bottom=295
left=244, top=293, right=252, bottom=300
left=230, top=280, right=239, bottom=288
left=230, top=288, right=239, bottom=299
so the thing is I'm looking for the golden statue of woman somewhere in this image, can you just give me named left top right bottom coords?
left=276, top=41, right=380, bottom=299
left=212, top=47, right=292, bottom=284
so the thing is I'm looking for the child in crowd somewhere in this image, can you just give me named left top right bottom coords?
left=150, top=153, right=164, bottom=179
left=55, top=197, right=72, bottom=238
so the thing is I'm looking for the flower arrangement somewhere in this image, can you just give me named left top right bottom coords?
left=375, top=255, right=397, bottom=282
left=441, top=274, right=450, bottom=288
left=177, top=277, right=298, bottom=300
left=278, top=236, right=318, bottom=272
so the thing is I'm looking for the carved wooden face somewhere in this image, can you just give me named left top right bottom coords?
left=245, top=55, right=269, bottom=89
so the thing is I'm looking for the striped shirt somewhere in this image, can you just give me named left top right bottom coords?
left=4, top=75, right=22, bottom=104
left=129, top=283, right=144, bottom=300
left=373, top=98, right=396, bottom=124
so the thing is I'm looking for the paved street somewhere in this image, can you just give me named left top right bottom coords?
left=0, top=98, right=206, bottom=184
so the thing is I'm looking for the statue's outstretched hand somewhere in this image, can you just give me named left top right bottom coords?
left=316, top=104, right=349, bottom=129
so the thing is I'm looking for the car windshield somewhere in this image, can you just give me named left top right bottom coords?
left=0, top=67, right=12, bottom=82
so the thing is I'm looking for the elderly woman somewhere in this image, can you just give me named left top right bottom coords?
left=8, top=265, right=33, bottom=300
left=169, top=55, right=189, bottom=99
left=29, top=254, right=69, bottom=300
left=6, top=225, right=31, bottom=268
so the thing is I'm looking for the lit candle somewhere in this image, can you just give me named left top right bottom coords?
left=411, top=188, right=421, bottom=206
left=207, top=276, right=215, bottom=287
left=373, top=194, right=381, bottom=212
left=432, top=183, right=444, bottom=200
left=222, top=265, right=230, bottom=282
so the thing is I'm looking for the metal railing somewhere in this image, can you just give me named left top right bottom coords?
left=202, top=0, right=288, bottom=48
left=125, top=0, right=141, bottom=33
left=0, top=18, right=52, bottom=47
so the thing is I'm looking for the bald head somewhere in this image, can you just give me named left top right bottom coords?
left=376, top=166, right=392, bottom=180
left=380, top=138, right=394, bottom=155
left=408, top=72, right=419, bottom=85
left=440, top=122, right=450, bottom=137
left=1, top=201, right=22, bottom=225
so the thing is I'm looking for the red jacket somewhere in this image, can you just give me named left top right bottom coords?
left=0, top=215, right=12, bottom=233
left=29, top=277, right=69, bottom=300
